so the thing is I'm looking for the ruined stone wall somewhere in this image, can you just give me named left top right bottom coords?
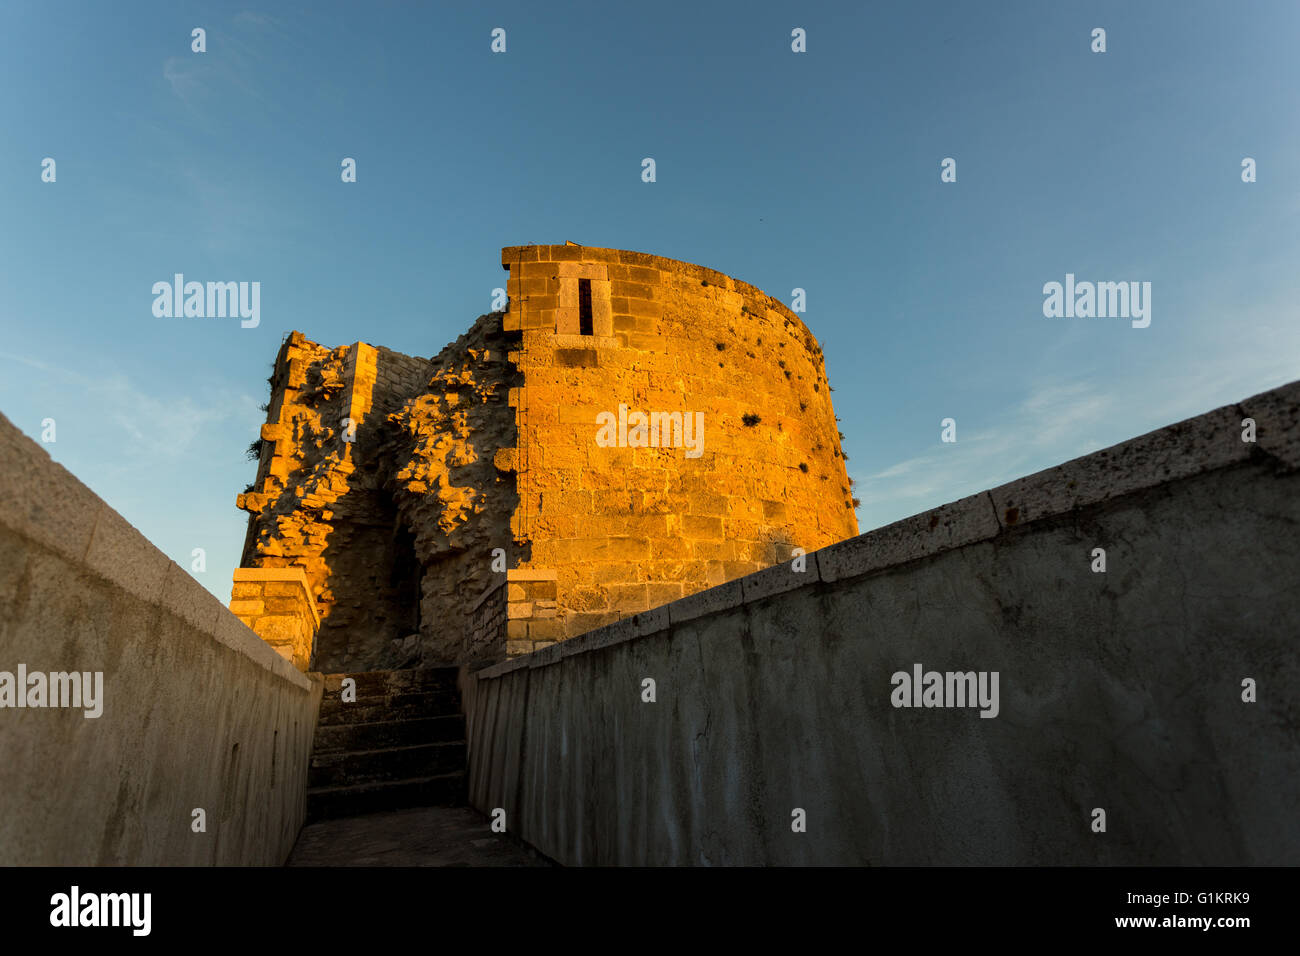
left=235, top=245, right=858, bottom=668
left=237, top=333, right=437, bottom=671
left=238, top=321, right=519, bottom=671
left=500, top=245, right=858, bottom=649
left=384, top=316, right=520, bottom=664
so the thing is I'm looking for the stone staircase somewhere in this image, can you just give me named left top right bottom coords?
left=307, top=668, right=466, bottom=822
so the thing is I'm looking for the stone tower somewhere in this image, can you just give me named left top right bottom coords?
left=231, top=245, right=858, bottom=671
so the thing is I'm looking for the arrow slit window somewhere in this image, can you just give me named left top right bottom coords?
left=578, top=279, right=594, bottom=336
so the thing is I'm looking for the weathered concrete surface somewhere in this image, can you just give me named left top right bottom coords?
left=466, top=381, right=1300, bottom=865
left=287, top=806, right=551, bottom=866
left=0, top=412, right=322, bottom=865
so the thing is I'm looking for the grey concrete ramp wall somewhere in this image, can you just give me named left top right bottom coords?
left=465, top=381, right=1300, bottom=865
left=0, top=413, right=323, bottom=865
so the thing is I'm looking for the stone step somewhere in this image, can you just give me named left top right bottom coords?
left=306, top=772, right=466, bottom=823
left=305, top=667, right=468, bottom=822
left=312, top=715, right=465, bottom=754
left=317, top=691, right=461, bottom=726
left=320, top=668, right=458, bottom=699
left=308, top=741, right=467, bottom=789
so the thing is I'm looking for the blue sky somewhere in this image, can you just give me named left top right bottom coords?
left=2, top=0, right=1297, bottom=601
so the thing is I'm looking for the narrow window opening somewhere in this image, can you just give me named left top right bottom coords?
left=578, top=278, right=593, bottom=336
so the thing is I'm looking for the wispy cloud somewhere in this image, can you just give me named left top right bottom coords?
left=853, top=285, right=1300, bottom=533
left=0, top=350, right=258, bottom=462
left=855, top=380, right=1114, bottom=515
left=233, top=10, right=275, bottom=29
left=161, top=16, right=273, bottom=120
left=162, top=56, right=211, bottom=109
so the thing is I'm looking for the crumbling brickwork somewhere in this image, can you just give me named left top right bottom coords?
left=234, top=245, right=858, bottom=670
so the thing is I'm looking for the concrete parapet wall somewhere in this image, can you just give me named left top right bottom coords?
left=465, top=381, right=1300, bottom=865
left=0, top=412, right=322, bottom=865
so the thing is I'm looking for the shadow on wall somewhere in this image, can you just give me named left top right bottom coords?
left=238, top=323, right=524, bottom=672
left=313, top=488, right=425, bottom=672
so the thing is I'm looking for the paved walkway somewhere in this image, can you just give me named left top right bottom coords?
left=286, top=806, right=552, bottom=867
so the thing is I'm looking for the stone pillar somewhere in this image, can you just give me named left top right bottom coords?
left=229, top=568, right=320, bottom=671
left=505, top=569, right=560, bottom=654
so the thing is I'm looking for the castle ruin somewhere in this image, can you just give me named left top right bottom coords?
left=230, top=245, right=859, bottom=672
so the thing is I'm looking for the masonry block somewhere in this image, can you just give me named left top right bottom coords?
left=229, top=568, right=318, bottom=672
